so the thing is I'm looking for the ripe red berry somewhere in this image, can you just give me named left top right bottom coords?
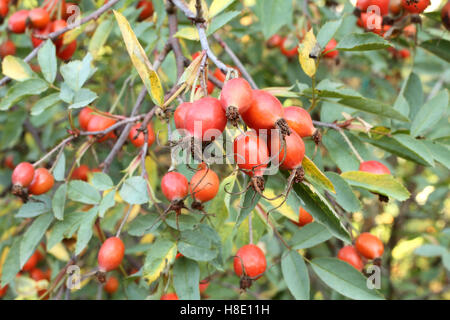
left=98, top=237, right=125, bottom=272
left=79, top=107, right=95, bottom=131
left=189, top=164, right=220, bottom=203
left=22, top=251, right=40, bottom=272
left=160, top=293, right=179, bottom=300
left=0, top=0, right=8, bottom=19
left=12, top=162, right=35, bottom=188
left=161, top=172, right=189, bottom=202
left=56, top=40, right=77, bottom=61
left=3, top=155, right=15, bottom=170
left=279, top=37, right=298, bottom=58
left=359, top=12, right=383, bottom=34
left=233, top=244, right=267, bottom=279
left=87, top=114, right=117, bottom=142
left=0, top=284, right=8, bottom=298
left=199, top=280, right=209, bottom=294
left=70, top=165, right=90, bottom=181
left=104, top=276, right=119, bottom=294
left=401, top=0, right=430, bottom=14
left=355, top=233, right=384, bottom=259
left=29, top=168, right=54, bottom=195
left=241, top=90, right=289, bottom=134
left=267, top=34, right=283, bottom=48
left=337, top=246, right=364, bottom=271
left=174, top=102, right=192, bottom=130
left=137, top=0, right=154, bottom=21
left=371, top=0, right=390, bottom=16
left=398, top=49, right=410, bottom=59
left=389, top=0, right=403, bottom=15
left=8, top=10, right=29, bottom=34
left=184, top=97, right=227, bottom=142
left=0, top=40, right=16, bottom=58
left=29, top=8, right=50, bottom=30
left=128, top=123, right=156, bottom=148
left=359, top=160, right=391, bottom=174
left=51, top=20, right=68, bottom=40
left=30, top=268, right=50, bottom=281
left=213, top=66, right=241, bottom=82
left=233, top=131, right=269, bottom=177
left=31, top=23, right=52, bottom=48
left=442, top=1, right=450, bottom=30
left=283, top=106, right=315, bottom=138
left=220, top=78, right=254, bottom=116
left=293, top=207, right=314, bottom=227
left=269, top=129, right=305, bottom=170
left=322, top=38, right=339, bottom=59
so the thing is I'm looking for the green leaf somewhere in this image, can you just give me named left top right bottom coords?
left=20, top=212, right=54, bottom=268
left=209, top=0, right=236, bottom=17
left=75, top=207, right=98, bottom=255
left=143, top=239, right=177, bottom=284
left=316, top=19, right=342, bottom=49
left=303, top=155, right=335, bottom=193
left=53, top=152, right=66, bottom=181
left=178, top=225, right=220, bottom=262
left=119, top=176, right=149, bottom=205
left=0, top=110, right=26, bottom=149
left=420, top=39, right=450, bottom=63
left=281, top=250, right=310, bottom=300
left=91, top=172, right=114, bottom=191
left=322, top=130, right=360, bottom=172
left=98, top=190, right=116, bottom=218
left=337, top=33, right=391, bottom=51
left=337, top=97, right=409, bottom=122
left=207, top=11, right=240, bottom=35
left=1, top=237, right=22, bottom=286
left=236, top=185, right=261, bottom=227
left=325, top=172, right=362, bottom=212
left=255, top=0, right=293, bottom=39
left=414, top=244, right=446, bottom=257
left=60, top=53, right=96, bottom=91
left=52, top=183, right=67, bottom=220
left=0, top=79, right=48, bottom=111
left=16, top=195, right=52, bottom=218
left=423, top=140, right=450, bottom=169
left=68, top=180, right=101, bottom=204
left=401, top=72, right=423, bottom=120
left=173, top=257, right=200, bottom=300
left=128, top=213, right=161, bottom=237
left=290, top=222, right=332, bottom=250
left=285, top=173, right=351, bottom=243
left=88, top=19, right=113, bottom=59
left=310, top=257, right=384, bottom=300
left=411, top=90, right=449, bottom=138
left=68, top=88, right=98, bottom=109
left=47, top=211, right=86, bottom=250
left=31, top=93, right=61, bottom=116
left=341, top=171, right=410, bottom=201
left=392, top=134, right=434, bottom=167
left=38, top=40, right=57, bottom=83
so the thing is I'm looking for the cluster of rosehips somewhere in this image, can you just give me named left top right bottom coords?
left=266, top=34, right=339, bottom=60
left=11, top=162, right=54, bottom=198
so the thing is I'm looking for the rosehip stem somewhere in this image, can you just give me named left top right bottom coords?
left=33, top=136, right=76, bottom=168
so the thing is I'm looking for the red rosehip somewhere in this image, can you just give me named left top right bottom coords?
left=199, top=280, right=209, bottom=294
left=442, top=1, right=450, bottom=30
left=283, top=106, right=315, bottom=138
left=220, top=78, right=254, bottom=116
left=128, top=123, right=156, bottom=148
left=293, top=207, right=314, bottom=227
left=355, top=233, right=384, bottom=260
left=160, top=293, right=179, bottom=300
left=22, top=251, right=40, bottom=272
left=233, top=244, right=267, bottom=279
left=184, top=97, right=227, bottom=142
left=359, top=160, right=391, bottom=175
left=269, top=129, right=305, bottom=170
left=161, top=172, right=189, bottom=202
left=31, top=23, right=52, bottom=48
left=322, top=38, right=339, bottom=59
left=98, top=237, right=125, bottom=272
left=0, top=40, right=16, bottom=58
left=30, top=268, right=51, bottom=281
left=79, top=107, right=95, bottom=131
left=56, top=40, right=77, bottom=61
left=267, top=34, right=283, bottom=48
left=87, top=114, right=117, bottom=142
left=104, top=276, right=119, bottom=294
left=0, top=0, right=8, bottom=18
left=213, top=66, right=241, bottom=82
left=174, top=102, right=192, bottom=130
left=233, top=131, right=269, bottom=177
left=12, top=162, right=35, bottom=188
left=3, top=155, right=15, bottom=170
left=70, top=165, right=90, bottom=181
left=137, top=0, right=154, bottom=21
left=337, top=245, right=364, bottom=271
left=8, top=10, right=29, bottom=34
left=279, top=37, right=298, bottom=58
left=29, top=8, right=50, bottom=30
left=389, top=0, right=403, bottom=15
left=29, top=168, right=54, bottom=195
left=0, top=284, right=8, bottom=298
left=401, top=0, right=430, bottom=14
left=189, top=164, right=220, bottom=203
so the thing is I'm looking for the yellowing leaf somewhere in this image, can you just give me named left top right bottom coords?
left=263, top=189, right=298, bottom=221
left=2, top=56, right=34, bottom=81
left=47, top=241, right=70, bottom=261
left=0, top=246, right=9, bottom=275
left=303, top=156, right=335, bottom=193
left=144, top=156, right=158, bottom=190
left=62, top=24, right=88, bottom=45
left=126, top=204, right=141, bottom=222
left=188, top=0, right=209, bottom=21
left=143, top=239, right=177, bottom=284
left=141, top=233, right=155, bottom=244
left=174, top=27, right=200, bottom=41
left=113, top=10, right=164, bottom=106
left=178, top=51, right=205, bottom=86
left=298, top=29, right=318, bottom=78
left=209, top=0, right=235, bottom=17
